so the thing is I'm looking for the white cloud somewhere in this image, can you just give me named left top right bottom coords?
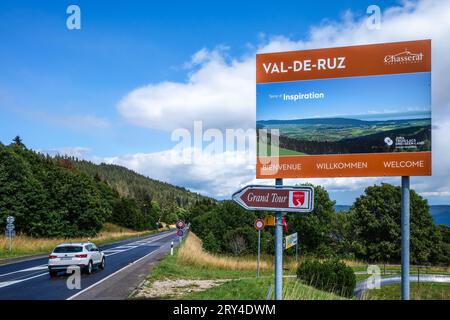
left=118, top=47, right=255, bottom=131
left=94, top=146, right=392, bottom=199
left=111, top=0, right=450, bottom=202
left=95, top=148, right=256, bottom=198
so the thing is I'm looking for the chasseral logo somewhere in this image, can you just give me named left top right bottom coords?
left=288, top=191, right=307, bottom=208
left=384, top=49, right=424, bottom=65
left=384, top=137, right=393, bottom=146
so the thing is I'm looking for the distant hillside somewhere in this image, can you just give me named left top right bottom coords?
left=334, top=205, right=351, bottom=212
left=333, top=204, right=450, bottom=226
left=0, top=137, right=210, bottom=237
left=430, top=205, right=450, bottom=226
left=73, top=160, right=206, bottom=209
left=257, top=117, right=431, bottom=126
left=258, top=117, right=366, bottom=126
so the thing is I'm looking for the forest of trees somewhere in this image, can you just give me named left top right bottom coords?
left=1, top=136, right=448, bottom=266
left=0, top=137, right=207, bottom=237
left=189, top=184, right=450, bottom=266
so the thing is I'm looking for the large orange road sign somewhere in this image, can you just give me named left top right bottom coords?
left=232, top=185, right=314, bottom=212
left=256, top=40, right=432, bottom=178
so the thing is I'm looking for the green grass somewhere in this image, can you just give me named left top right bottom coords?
left=149, top=248, right=274, bottom=281
left=182, top=277, right=345, bottom=300
left=355, top=274, right=373, bottom=281
left=265, top=120, right=431, bottom=143
left=257, top=141, right=305, bottom=156
left=365, top=282, right=450, bottom=300
left=182, top=277, right=272, bottom=300
left=144, top=246, right=343, bottom=300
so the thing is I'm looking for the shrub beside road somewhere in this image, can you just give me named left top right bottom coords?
left=297, top=259, right=356, bottom=298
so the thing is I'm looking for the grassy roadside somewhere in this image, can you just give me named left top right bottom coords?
left=133, top=233, right=344, bottom=300
left=364, top=282, right=450, bottom=300
left=182, top=276, right=344, bottom=300
left=0, top=223, right=170, bottom=260
left=134, top=233, right=450, bottom=300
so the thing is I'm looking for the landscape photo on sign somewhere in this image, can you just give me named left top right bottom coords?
left=256, top=40, right=431, bottom=178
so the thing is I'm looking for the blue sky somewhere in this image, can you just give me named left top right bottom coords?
left=257, top=72, right=431, bottom=120
left=1, top=0, right=449, bottom=206
left=0, top=0, right=398, bottom=156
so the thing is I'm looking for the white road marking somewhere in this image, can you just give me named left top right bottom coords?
left=0, top=272, right=48, bottom=289
left=102, top=233, right=172, bottom=257
left=0, top=231, right=175, bottom=291
left=0, top=264, right=48, bottom=278
left=67, top=244, right=168, bottom=300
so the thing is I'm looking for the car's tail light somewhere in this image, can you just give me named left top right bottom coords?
left=75, top=254, right=88, bottom=258
left=49, top=255, right=57, bottom=259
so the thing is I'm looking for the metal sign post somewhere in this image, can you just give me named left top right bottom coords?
left=233, top=183, right=313, bottom=301
left=401, top=176, right=410, bottom=300
left=275, top=178, right=283, bottom=300
left=257, top=229, right=261, bottom=278
left=254, top=219, right=265, bottom=278
left=5, top=216, right=15, bottom=253
left=232, top=182, right=314, bottom=300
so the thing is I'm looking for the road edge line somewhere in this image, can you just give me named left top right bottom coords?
left=66, top=235, right=173, bottom=300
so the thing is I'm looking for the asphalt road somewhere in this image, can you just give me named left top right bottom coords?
left=0, top=230, right=178, bottom=300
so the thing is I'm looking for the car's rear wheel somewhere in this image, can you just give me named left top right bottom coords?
left=99, top=257, right=105, bottom=270
left=49, top=270, right=58, bottom=277
left=85, top=260, right=93, bottom=274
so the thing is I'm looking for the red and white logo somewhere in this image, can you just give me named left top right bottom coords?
left=288, top=191, right=308, bottom=208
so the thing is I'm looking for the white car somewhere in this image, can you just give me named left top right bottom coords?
left=48, top=242, right=105, bottom=277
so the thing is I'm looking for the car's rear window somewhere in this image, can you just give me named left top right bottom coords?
left=53, top=246, right=83, bottom=253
